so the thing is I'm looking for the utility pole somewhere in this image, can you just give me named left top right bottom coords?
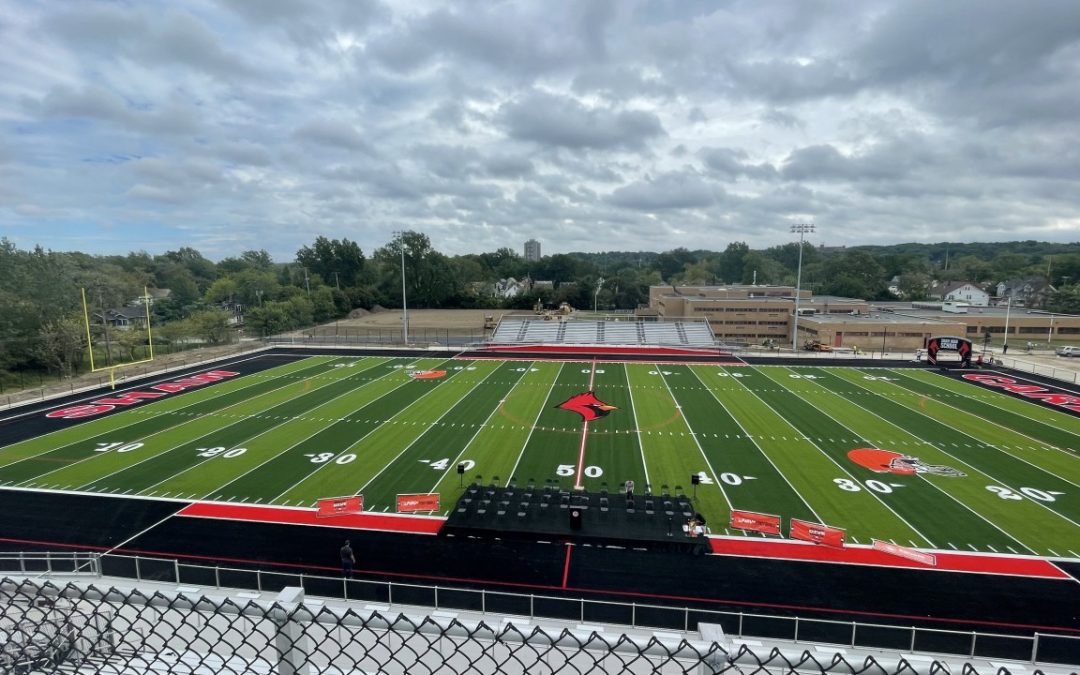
left=303, top=268, right=311, bottom=295
left=790, top=223, right=815, bottom=352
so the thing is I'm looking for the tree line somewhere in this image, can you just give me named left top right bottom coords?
left=2, top=235, right=1079, bottom=379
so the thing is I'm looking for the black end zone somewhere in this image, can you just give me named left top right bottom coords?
left=443, top=484, right=710, bottom=554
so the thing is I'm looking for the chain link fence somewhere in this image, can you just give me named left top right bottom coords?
left=2, top=554, right=1078, bottom=675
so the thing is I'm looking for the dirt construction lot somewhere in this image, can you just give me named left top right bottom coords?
left=331, top=309, right=517, bottom=330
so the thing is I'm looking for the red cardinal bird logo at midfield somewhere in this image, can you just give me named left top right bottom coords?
left=557, top=391, right=617, bottom=422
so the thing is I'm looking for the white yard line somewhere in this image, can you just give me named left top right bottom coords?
left=740, top=366, right=934, bottom=548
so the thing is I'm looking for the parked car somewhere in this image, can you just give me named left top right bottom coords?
left=1056, top=346, right=1080, bottom=357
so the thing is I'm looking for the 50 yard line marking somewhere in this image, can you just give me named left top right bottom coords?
left=573, top=359, right=598, bottom=489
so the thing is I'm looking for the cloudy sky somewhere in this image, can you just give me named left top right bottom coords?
left=1, top=0, right=1078, bottom=260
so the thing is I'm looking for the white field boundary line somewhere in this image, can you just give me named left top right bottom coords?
left=503, top=363, right=567, bottom=489
left=848, top=367, right=1080, bottom=509
left=0, top=354, right=337, bottom=471
left=425, top=362, right=536, bottom=501
left=133, top=358, right=395, bottom=497
left=621, top=364, right=650, bottom=488
left=573, top=359, right=598, bottom=489
left=690, top=366, right=822, bottom=522
left=345, top=362, right=508, bottom=505
left=658, top=368, right=735, bottom=514
left=884, top=367, right=1080, bottom=473
left=829, top=368, right=1080, bottom=534
left=0, top=346, right=278, bottom=420
left=14, top=357, right=359, bottom=487
left=792, top=366, right=1039, bottom=555
left=734, top=365, right=936, bottom=548
left=204, top=357, right=450, bottom=504
left=26, top=357, right=360, bottom=489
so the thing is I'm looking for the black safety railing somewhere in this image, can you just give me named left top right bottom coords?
left=2, top=552, right=1077, bottom=672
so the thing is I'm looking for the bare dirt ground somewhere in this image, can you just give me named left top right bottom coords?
left=333, top=308, right=518, bottom=330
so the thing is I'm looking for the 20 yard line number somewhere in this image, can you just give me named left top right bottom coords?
left=987, top=485, right=1064, bottom=503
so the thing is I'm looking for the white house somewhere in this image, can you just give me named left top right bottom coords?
left=939, top=282, right=989, bottom=307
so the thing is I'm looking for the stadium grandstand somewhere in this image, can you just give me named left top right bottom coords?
left=489, top=316, right=716, bottom=347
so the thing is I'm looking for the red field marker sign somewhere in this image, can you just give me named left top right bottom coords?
left=873, top=539, right=937, bottom=566
left=316, top=495, right=363, bottom=518
left=790, top=518, right=846, bottom=548
left=730, top=510, right=781, bottom=535
left=397, top=493, right=440, bottom=513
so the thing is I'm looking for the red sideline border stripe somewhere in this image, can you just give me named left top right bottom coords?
left=177, top=502, right=443, bottom=535
left=707, top=537, right=1068, bottom=579
left=178, top=503, right=1067, bottom=580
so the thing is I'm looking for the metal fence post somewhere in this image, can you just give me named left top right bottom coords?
left=135, top=556, right=141, bottom=581
left=794, top=617, right=799, bottom=643
left=272, top=587, right=311, bottom=675
left=851, top=621, right=857, bottom=647
left=910, top=627, right=916, bottom=652
left=174, top=559, right=180, bottom=584
left=1031, top=633, right=1039, bottom=664
left=970, top=631, right=976, bottom=657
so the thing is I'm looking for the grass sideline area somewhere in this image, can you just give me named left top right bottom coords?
left=1, top=353, right=1077, bottom=558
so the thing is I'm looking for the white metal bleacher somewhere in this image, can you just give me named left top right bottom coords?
left=490, top=318, right=715, bottom=347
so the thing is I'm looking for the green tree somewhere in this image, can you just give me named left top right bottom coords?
left=297, top=237, right=365, bottom=288
left=189, top=308, right=233, bottom=344
left=34, top=315, right=86, bottom=376
left=717, top=242, right=750, bottom=285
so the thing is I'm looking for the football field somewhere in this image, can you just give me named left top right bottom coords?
left=2, top=354, right=1078, bottom=558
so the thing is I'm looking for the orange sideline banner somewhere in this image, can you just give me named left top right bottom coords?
left=730, top=510, right=781, bottom=535
left=790, top=518, right=846, bottom=548
left=316, top=495, right=363, bottom=518
left=396, top=493, right=440, bottom=513
left=873, top=539, right=937, bottom=566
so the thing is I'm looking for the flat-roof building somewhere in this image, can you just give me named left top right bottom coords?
left=645, top=285, right=1080, bottom=351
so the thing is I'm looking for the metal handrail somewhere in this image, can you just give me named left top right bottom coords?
left=2, top=551, right=1077, bottom=667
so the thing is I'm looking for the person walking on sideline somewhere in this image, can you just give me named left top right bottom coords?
left=340, top=540, right=355, bottom=578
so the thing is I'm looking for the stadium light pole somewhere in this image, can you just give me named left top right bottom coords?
left=790, top=223, right=815, bottom=352
left=594, top=277, right=604, bottom=313
left=1003, top=293, right=1012, bottom=353
left=394, top=231, right=409, bottom=345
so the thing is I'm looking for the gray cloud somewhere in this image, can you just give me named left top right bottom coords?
left=293, top=119, right=376, bottom=154
left=608, top=171, right=720, bottom=210
left=0, top=0, right=1076, bottom=259
left=500, top=92, right=664, bottom=150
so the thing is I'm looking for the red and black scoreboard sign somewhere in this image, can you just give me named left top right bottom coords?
left=926, top=336, right=972, bottom=367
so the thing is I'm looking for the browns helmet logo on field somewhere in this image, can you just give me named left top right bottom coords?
left=848, top=448, right=965, bottom=477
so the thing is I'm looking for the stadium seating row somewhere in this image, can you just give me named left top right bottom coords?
left=491, top=318, right=714, bottom=346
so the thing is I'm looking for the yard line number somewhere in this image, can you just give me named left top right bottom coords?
left=834, top=478, right=902, bottom=494
left=986, top=485, right=1064, bottom=503
left=196, top=447, right=247, bottom=459
left=94, top=442, right=144, bottom=453
left=557, top=464, right=603, bottom=478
